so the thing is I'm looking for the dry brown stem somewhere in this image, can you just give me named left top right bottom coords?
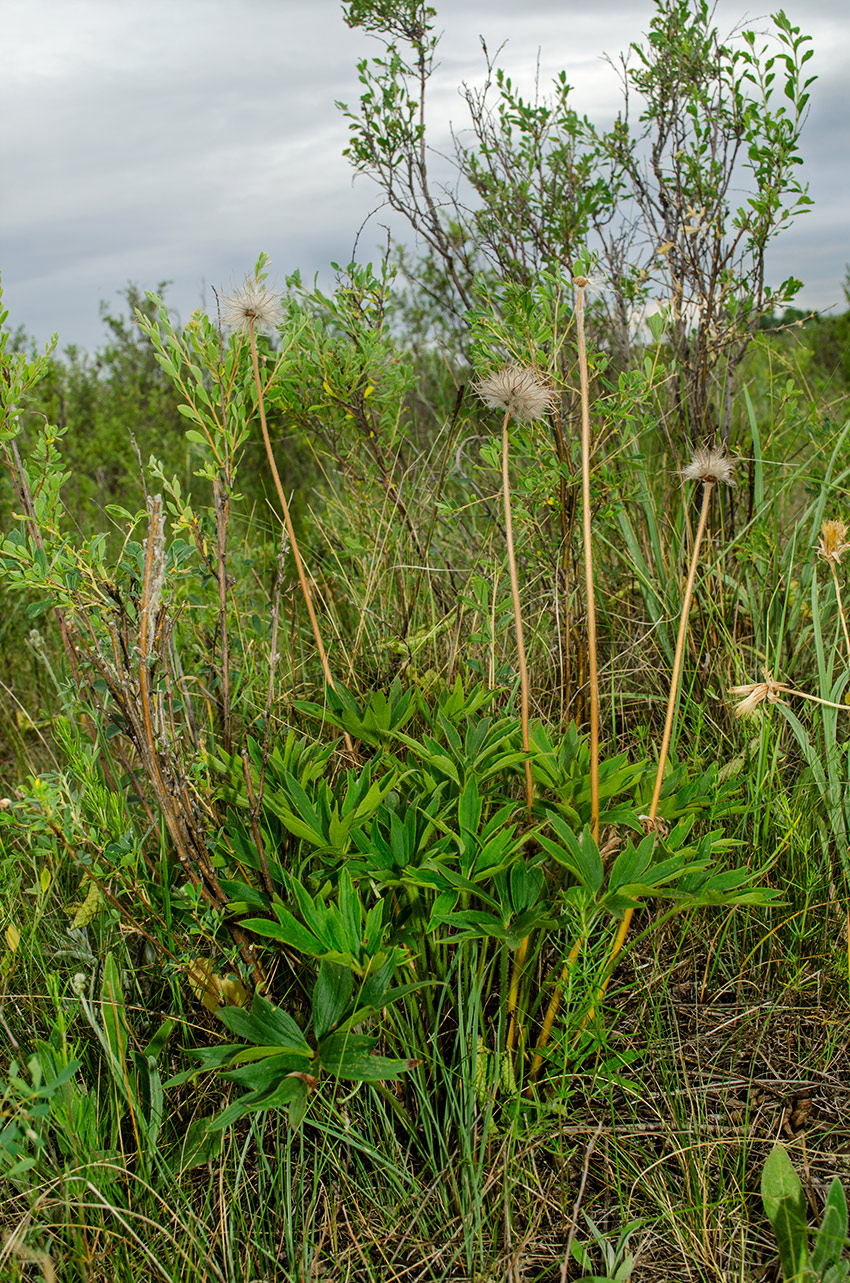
left=247, top=320, right=355, bottom=757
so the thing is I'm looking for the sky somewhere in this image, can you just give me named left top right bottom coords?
left=4, top=0, right=849, bottom=353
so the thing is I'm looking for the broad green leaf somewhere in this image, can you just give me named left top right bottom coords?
left=609, top=840, right=652, bottom=891
left=319, top=1030, right=414, bottom=1081
left=761, top=1145, right=810, bottom=1281
left=101, top=953, right=129, bottom=1066
left=313, top=962, right=354, bottom=1039
left=812, top=1177, right=848, bottom=1274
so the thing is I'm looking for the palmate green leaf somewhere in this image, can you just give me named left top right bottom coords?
left=241, top=907, right=324, bottom=956
left=509, top=860, right=544, bottom=914
left=208, top=1075, right=305, bottom=1133
left=393, top=730, right=462, bottom=784
left=217, top=994, right=311, bottom=1052
left=435, top=706, right=463, bottom=753
left=431, top=909, right=506, bottom=935
left=318, top=1031, right=414, bottom=1081
left=416, top=864, right=501, bottom=910
left=344, top=767, right=399, bottom=825
left=330, top=980, right=437, bottom=1039
left=476, top=750, right=530, bottom=783
left=338, top=872, right=363, bottom=955
left=430, top=907, right=552, bottom=945
left=296, top=682, right=415, bottom=747
left=608, top=839, right=652, bottom=890
left=288, top=876, right=333, bottom=944
left=363, top=901, right=383, bottom=955
left=260, top=801, right=327, bottom=846
left=458, top=773, right=482, bottom=842
left=225, top=1044, right=310, bottom=1069
left=164, top=1044, right=240, bottom=1089
left=219, top=878, right=270, bottom=912
left=313, top=962, right=354, bottom=1039
left=539, top=821, right=604, bottom=894
left=277, top=769, right=327, bottom=844
left=222, top=1053, right=313, bottom=1091
left=474, top=824, right=520, bottom=877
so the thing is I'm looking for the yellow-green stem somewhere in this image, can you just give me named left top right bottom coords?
left=528, top=932, right=584, bottom=1081
left=506, top=935, right=528, bottom=1053
left=576, top=285, right=599, bottom=841
left=248, top=323, right=354, bottom=757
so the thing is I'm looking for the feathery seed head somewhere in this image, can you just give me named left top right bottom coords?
left=221, top=278, right=282, bottom=337
left=682, top=445, right=737, bottom=487
left=572, top=271, right=606, bottom=295
left=729, top=667, right=787, bottom=718
left=817, top=518, right=850, bottom=565
left=473, top=363, right=555, bottom=424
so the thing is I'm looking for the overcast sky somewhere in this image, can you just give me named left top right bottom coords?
left=4, top=0, right=848, bottom=353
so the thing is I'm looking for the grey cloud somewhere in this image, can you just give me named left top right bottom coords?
left=3, top=0, right=847, bottom=350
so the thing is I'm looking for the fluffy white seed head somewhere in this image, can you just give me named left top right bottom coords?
left=572, top=271, right=606, bottom=295
left=473, top=363, right=555, bottom=424
left=220, top=279, right=282, bottom=337
left=682, top=446, right=737, bottom=487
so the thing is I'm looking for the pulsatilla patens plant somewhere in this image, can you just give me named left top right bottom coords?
left=202, top=677, right=775, bottom=1127
left=0, top=259, right=773, bottom=1147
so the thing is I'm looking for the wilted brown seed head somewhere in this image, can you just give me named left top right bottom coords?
left=682, top=446, right=737, bottom=487
left=817, top=519, right=850, bottom=565
left=639, top=814, right=670, bottom=837
left=729, top=667, right=787, bottom=718
left=473, top=363, right=555, bottom=424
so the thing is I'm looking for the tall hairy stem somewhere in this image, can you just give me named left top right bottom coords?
left=502, top=406, right=533, bottom=1053
left=534, top=477, right=717, bottom=1073
left=647, top=479, right=715, bottom=823
left=829, top=561, right=850, bottom=666
left=519, top=284, right=599, bottom=1073
left=576, top=283, right=599, bottom=841
left=502, top=409, right=534, bottom=813
left=248, top=321, right=354, bottom=757
left=596, top=479, right=715, bottom=1009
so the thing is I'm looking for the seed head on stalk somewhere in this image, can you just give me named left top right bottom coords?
left=815, top=517, right=850, bottom=664
left=583, top=435, right=738, bottom=1036
left=221, top=270, right=353, bottom=757
left=681, top=446, right=737, bottom=486
left=221, top=280, right=282, bottom=337
left=473, top=363, right=555, bottom=425
left=817, top=518, right=850, bottom=565
left=474, top=360, right=553, bottom=1058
